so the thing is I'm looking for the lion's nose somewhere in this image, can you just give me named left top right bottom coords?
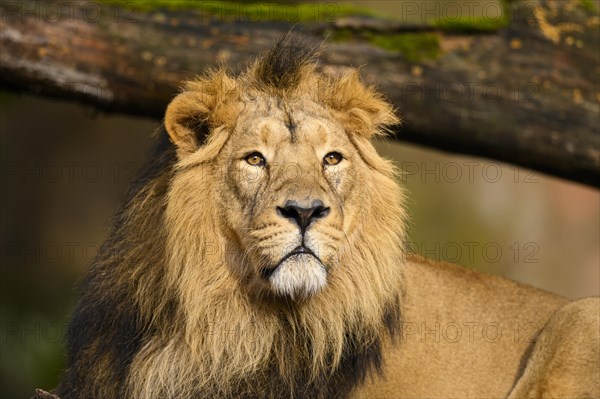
left=277, top=200, right=330, bottom=232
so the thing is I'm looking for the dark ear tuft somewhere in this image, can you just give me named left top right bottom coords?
left=255, top=32, right=320, bottom=89
left=178, top=114, right=211, bottom=147
left=164, top=70, right=239, bottom=158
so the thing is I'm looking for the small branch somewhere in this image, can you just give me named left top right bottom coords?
left=32, top=389, right=61, bottom=399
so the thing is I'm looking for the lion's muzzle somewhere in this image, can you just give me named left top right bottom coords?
left=261, top=199, right=331, bottom=299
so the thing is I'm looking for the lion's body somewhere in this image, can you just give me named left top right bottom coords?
left=356, top=257, right=599, bottom=398
left=53, top=35, right=599, bottom=399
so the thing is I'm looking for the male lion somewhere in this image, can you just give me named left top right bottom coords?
left=49, top=36, right=599, bottom=399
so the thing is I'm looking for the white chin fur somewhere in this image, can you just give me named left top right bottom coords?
left=269, top=254, right=327, bottom=299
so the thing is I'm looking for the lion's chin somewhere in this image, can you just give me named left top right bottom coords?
left=268, top=254, right=327, bottom=299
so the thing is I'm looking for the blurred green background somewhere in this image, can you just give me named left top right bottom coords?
left=1, top=1, right=599, bottom=398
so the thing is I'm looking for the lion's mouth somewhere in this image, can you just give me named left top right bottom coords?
left=261, top=246, right=321, bottom=279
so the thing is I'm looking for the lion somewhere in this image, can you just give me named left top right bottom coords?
left=45, top=35, right=599, bottom=399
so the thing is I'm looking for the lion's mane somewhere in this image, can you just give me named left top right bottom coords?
left=58, top=35, right=406, bottom=399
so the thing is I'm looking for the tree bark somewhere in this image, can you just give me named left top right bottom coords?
left=1, top=0, right=598, bottom=187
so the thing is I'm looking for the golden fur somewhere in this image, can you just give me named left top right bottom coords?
left=54, top=36, right=599, bottom=399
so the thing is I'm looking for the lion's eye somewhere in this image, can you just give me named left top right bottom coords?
left=245, top=152, right=266, bottom=167
left=323, top=152, right=343, bottom=166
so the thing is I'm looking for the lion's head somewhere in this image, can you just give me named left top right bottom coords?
left=123, top=36, right=407, bottom=398
left=164, top=37, right=405, bottom=299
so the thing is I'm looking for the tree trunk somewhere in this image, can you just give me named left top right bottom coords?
left=1, top=0, right=598, bottom=187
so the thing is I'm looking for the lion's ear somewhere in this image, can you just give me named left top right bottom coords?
left=322, top=71, right=400, bottom=138
left=164, top=91, right=211, bottom=157
left=164, top=71, right=239, bottom=158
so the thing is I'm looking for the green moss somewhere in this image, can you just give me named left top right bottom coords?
left=433, top=14, right=509, bottom=32
left=433, top=0, right=510, bottom=32
left=370, top=33, right=441, bottom=62
left=101, top=1, right=515, bottom=31
left=330, top=29, right=441, bottom=62
left=99, top=1, right=385, bottom=22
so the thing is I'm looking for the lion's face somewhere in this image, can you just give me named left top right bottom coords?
left=164, top=48, right=403, bottom=306
left=216, top=96, right=365, bottom=299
